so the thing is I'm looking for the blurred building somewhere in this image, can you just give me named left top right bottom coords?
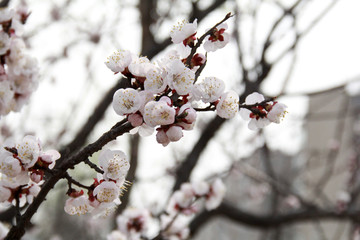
left=194, top=85, right=360, bottom=240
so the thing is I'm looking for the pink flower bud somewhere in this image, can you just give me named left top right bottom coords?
left=128, top=113, right=143, bottom=127
left=30, top=172, right=43, bottom=183
left=184, top=108, right=196, bottom=123
left=156, top=129, right=170, bottom=146
left=166, top=126, right=183, bottom=142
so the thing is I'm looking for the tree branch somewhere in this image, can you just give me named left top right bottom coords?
left=5, top=122, right=134, bottom=240
left=190, top=201, right=360, bottom=236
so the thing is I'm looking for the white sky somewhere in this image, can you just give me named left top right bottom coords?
left=288, top=0, right=360, bottom=93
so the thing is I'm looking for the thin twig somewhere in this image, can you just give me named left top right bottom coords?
left=194, top=54, right=207, bottom=83
left=64, top=172, right=92, bottom=190
left=185, top=13, right=233, bottom=67
left=84, top=158, right=104, bottom=174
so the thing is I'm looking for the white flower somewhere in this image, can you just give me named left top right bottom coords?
left=0, top=150, right=22, bottom=177
left=180, top=183, right=194, bottom=199
left=99, top=149, right=129, bottom=181
left=157, top=50, right=181, bottom=71
left=143, top=97, right=175, bottom=127
left=0, top=81, right=14, bottom=116
left=8, top=52, right=38, bottom=79
left=91, top=201, right=120, bottom=218
left=7, top=38, right=26, bottom=64
left=144, top=67, right=168, bottom=94
left=216, top=90, right=239, bottom=119
left=192, top=77, right=225, bottom=103
left=137, top=123, right=154, bottom=137
left=283, top=195, right=300, bottom=209
left=64, top=195, right=94, bottom=215
left=267, top=102, right=287, bottom=123
left=1, top=170, right=29, bottom=188
left=239, top=92, right=271, bottom=130
left=16, top=135, right=41, bottom=169
left=138, top=90, right=155, bottom=115
left=105, top=50, right=133, bottom=73
left=107, top=230, right=127, bottom=240
left=168, top=186, right=194, bottom=212
left=178, top=104, right=197, bottom=124
left=205, top=178, right=226, bottom=210
left=242, top=92, right=264, bottom=105
left=113, top=88, right=142, bottom=116
left=203, top=23, right=230, bottom=52
left=7, top=65, right=39, bottom=95
left=11, top=18, right=24, bottom=36
left=116, top=208, right=150, bottom=236
left=26, top=184, right=41, bottom=204
left=166, top=126, right=183, bottom=142
left=167, top=60, right=195, bottom=95
left=170, top=19, right=197, bottom=45
left=337, top=191, right=351, bottom=203
left=160, top=215, right=190, bottom=240
left=176, top=121, right=195, bottom=131
left=0, top=8, right=14, bottom=22
left=39, top=149, right=60, bottom=169
left=192, top=181, right=209, bottom=196
left=0, top=31, right=10, bottom=55
left=93, top=181, right=121, bottom=203
left=128, top=56, right=153, bottom=78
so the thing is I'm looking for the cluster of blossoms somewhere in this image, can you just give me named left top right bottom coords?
left=106, top=178, right=226, bottom=240
left=166, top=178, right=226, bottom=215
left=64, top=149, right=130, bottom=218
left=170, top=19, right=230, bottom=54
left=106, top=19, right=236, bottom=146
left=107, top=48, right=234, bottom=146
left=161, top=178, right=226, bottom=240
left=107, top=18, right=287, bottom=147
left=0, top=135, right=60, bottom=206
left=0, top=6, right=39, bottom=116
left=239, top=92, right=288, bottom=130
left=107, top=208, right=151, bottom=240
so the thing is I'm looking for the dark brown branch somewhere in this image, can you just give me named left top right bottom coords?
left=190, top=201, right=360, bottom=236
left=84, top=158, right=104, bottom=174
left=5, top=122, right=134, bottom=240
left=64, top=172, right=92, bottom=190
left=189, top=0, right=227, bottom=23
left=59, top=80, right=132, bottom=159
left=173, top=116, right=226, bottom=191
left=139, top=0, right=157, bottom=52
left=194, top=55, right=207, bottom=83
left=0, top=0, right=10, bottom=8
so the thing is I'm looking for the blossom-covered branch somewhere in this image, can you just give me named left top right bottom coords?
left=0, top=3, right=291, bottom=239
